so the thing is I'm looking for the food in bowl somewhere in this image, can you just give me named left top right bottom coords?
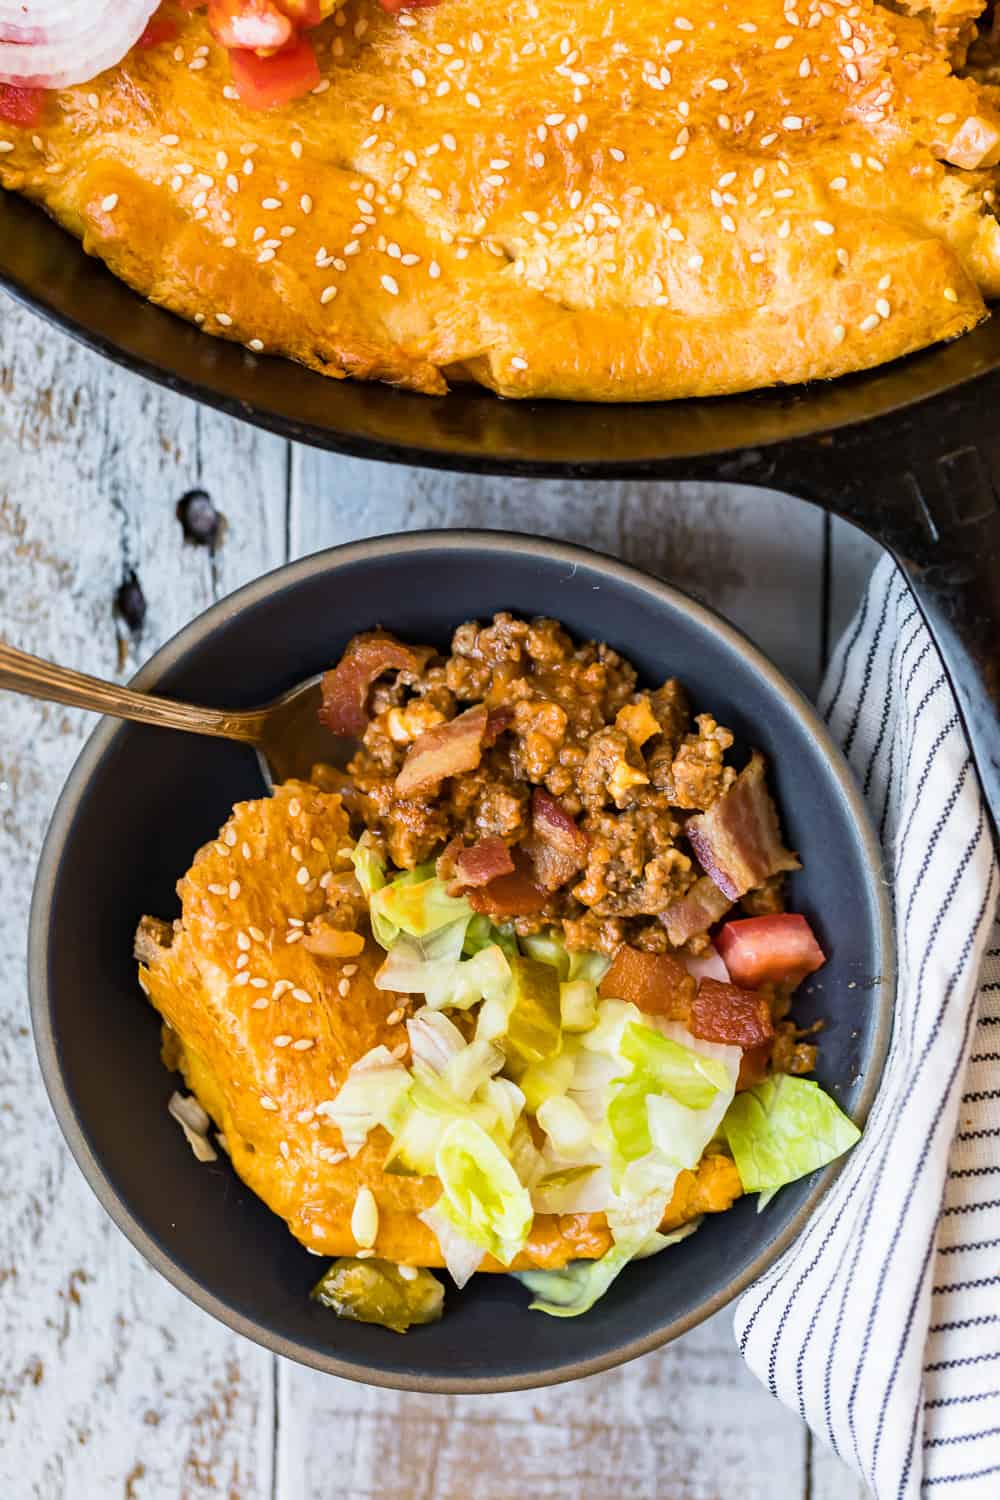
left=135, top=614, right=859, bottom=1331
left=3, top=2, right=1000, bottom=400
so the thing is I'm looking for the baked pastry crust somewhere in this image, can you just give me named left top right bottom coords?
left=136, top=781, right=740, bottom=1269
left=3, top=0, right=1000, bottom=399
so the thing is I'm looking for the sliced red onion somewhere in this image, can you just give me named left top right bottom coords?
left=0, top=2, right=160, bottom=89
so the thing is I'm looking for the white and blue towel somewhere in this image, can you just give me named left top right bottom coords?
left=736, top=555, right=1000, bottom=1498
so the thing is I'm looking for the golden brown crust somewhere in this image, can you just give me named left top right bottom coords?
left=137, top=781, right=741, bottom=1269
left=3, top=1, right=999, bottom=399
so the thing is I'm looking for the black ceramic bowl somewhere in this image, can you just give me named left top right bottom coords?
left=28, top=532, right=893, bottom=1393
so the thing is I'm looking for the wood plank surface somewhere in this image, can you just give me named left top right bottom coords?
left=0, top=296, right=874, bottom=1499
left=0, top=300, right=286, bottom=1500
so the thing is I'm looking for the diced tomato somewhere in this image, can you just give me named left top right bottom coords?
left=228, top=34, right=320, bottom=108
left=0, top=85, right=46, bottom=129
left=716, top=914, right=826, bottom=990
left=138, top=16, right=179, bottom=48
left=209, top=0, right=293, bottom=51
left=736, top=1041, right=772, bottom=1092
left=599, top=944, right=695, bottom=1022
left=689, top=978, right=774, bottom=1048
left=276, top=0, right=325, bottom=24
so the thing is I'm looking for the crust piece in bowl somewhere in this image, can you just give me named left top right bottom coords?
left=136, top=779, right=741, bottom=1271
left=3, top=0, right=999, bottom=398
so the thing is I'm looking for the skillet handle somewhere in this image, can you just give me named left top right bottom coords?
left=754, top=379, right=1000, bottom=837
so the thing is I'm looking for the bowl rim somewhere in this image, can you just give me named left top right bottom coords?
left=27, top=529, right=895, bottom=1393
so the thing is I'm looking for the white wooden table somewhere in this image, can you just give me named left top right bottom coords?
left=0, top=292, right=880, bottom=1500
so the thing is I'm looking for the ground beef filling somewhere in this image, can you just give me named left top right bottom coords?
left=318, top=614, right=798, bottom=958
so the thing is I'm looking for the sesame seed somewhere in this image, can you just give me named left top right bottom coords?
left=101, top=194, right=119, bottom=212
left=320, top=286, right=338, bottom=305
left=352, top=1187, right=378, bottom=1248
left=782, top=116, right=804, bottom=131
left=859, top=313, right=880, bottom=332
left=286, top=930, right=304, bottom=944
left=292, top=988, right=313, bottom=1005
left=293, top=1039, right=315, bottom=1051
left=381, top=274, right=400, bottom=296
left=279, top=1140, right=290, bottom=1159
left=252, top=998, right=270, bottom=1010
left=297, top=1109, right=315, bottom=1124
left=832, top=324, right=846, bottom=344
left=511, top=355, right=528, bottom=370
left=260, top=1096, right=279, bottom=1112
left=208, top=883, right=226, bottom=896
left=386, top=1008, right=405, bottom=1026
left=274, top=1034, right=292, bottom=1048
left=225, top=828, right=238, bottom=846
left=228, top=880, right=240, bottom=898
left=237, top=932, right=251, bottom=951
left=813, top=220, right=835, bottom=235
left=273, top=980, right=293, bottom=997
left=876, top=298, right=891, bottom=319
left=411, top=68, right=427, bottom=87
left=878, top=275, right=892, bottom=291
left=775, top=34, right=793, bottom=48
left=160, top=134, right=180, bottom=146
left=291, top=140, right=303, bottom=159
left=428, top=260, right=441, bottom=279
left=338, top=978, right=351, bottom=998
left=943, top=287, right=958, bottom=303
left=343, top=965, right=359, bottom=977
left=778, top=220, right=791, bottom=239
left=296, top=865, right=310, bottom=886
left=356, top=1248, right=376, bottom=1260
left=250, top=978, right=268, bottom=988
left=216, top=313, right=233, bottom=328
left=829, top=176, right=848, bottom=190
left=721, top=215, right=736, bottom=233
left=708, top=78, right=729, bottom=91
left=937, top=113, right=957, bottom=126
left=234, top=972, right=250, bottom=987
left=391, top=1042, right=409, bottom=1061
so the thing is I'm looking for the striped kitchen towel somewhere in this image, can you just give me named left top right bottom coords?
left=735, top=554, right=1000, bottom=1498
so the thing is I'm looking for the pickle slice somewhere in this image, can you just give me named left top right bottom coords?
left=505, top=956, right=562, bottom=1064
left=311, top=1257, right=444, bottom=1334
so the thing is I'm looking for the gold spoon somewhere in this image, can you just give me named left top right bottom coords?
left=0, top=641, right=345, bottom=789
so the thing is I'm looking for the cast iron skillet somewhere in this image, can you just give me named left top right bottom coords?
left=3, top=193, right=998, bottom=829
left=28, top=532, right=893, bottom=1393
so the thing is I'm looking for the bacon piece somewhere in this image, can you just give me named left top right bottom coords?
left=599, top=944, right=695, bottom=1021
left=318, top=632, right=432, bottom=738
left=483, top=706, right=514, bottom=746
left=685, top=752, right=799, bottom=902
left=737, top=1042, right=772, bottom=1092
left=452, top=837, right=515, bottom=889
left=662, top=875, right=734, bottom=946
left=467, top=851, right=548, bottom=918
left=689, top=978, right=774, bottom=1048
left=526, top=788, right=589, bottom=892
left=716, top=914, right=825, bottom=990
left=395, top=704, right=488, bottom=799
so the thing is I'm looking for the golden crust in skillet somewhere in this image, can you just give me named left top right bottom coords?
left=6, top=0, right=998, bottom=400
left=136, top=781, right=741, bottom=1269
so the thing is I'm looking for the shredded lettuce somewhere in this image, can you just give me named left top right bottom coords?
left=513, top=1195, right=691, bottom=1317
left=536, top=1095, right=595, bottom=1159
left=560, top=978, right=599, bottom=1033
left=723, top=1075, right=861, bottom=1200
left=520, top=929, right=571, bottom=980
left=371, top=873, right=473, bottom=946
left=431, top=1118, right=534, bottom=1269
left=376, top=928, right=510, bottom=1012
left=464, top=914, right=519, bottom=961
left=316, top=1046, right=412, bottom=1157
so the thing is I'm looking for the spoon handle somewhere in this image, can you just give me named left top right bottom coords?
left=0, top=641, right=267, bottom=744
